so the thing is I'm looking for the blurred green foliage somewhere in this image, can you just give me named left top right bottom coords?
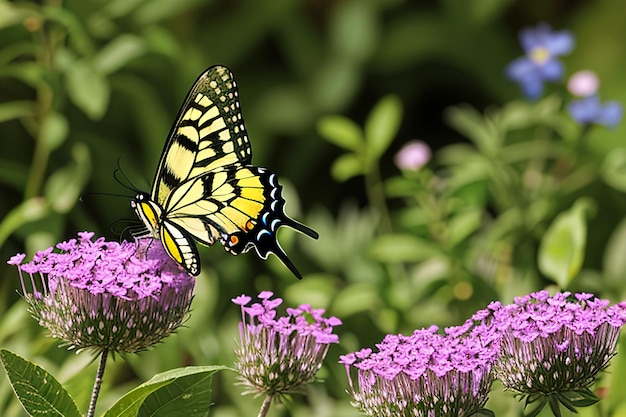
left=3, top=0, right=626, bottom=416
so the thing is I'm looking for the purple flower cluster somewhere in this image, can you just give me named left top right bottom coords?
left=339, top=325, right=498, bottom=417
left=482, top=290, right=626, bottom=396
left=232, top=291, right=341, bottom=396
left=8, top=232, right=194, bottom=353
left=339, top=290, right=626, bottom=416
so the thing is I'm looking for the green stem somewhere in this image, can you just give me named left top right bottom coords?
left=257, top=394, right=273, bottom=417
left=364, top=162, right=393, bottom=235
left=24, top=10, right=56, bottom=199
left=87, top=348, right=108, bottom=417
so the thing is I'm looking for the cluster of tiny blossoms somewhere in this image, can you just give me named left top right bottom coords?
left=232, top=291, right=341, bottom=397
left=481, top=290, right=626, bottom=396
left=8, top=232, right=194, bottom=353
left=339, top=325, right=499, bottom=417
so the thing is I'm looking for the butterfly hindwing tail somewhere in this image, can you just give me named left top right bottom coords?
left=223, top=167, right=318, bottom=279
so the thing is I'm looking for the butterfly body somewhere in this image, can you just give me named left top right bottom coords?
left=132, top=65, right=317, bottom=278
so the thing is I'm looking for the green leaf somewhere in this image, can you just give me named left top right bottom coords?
left=604, top=217, right=626, bottom=286
left=0, top=349, right=81, bottom=417
left=470, top=409, right=495, bottom=417
left=329, top=0, right=378, bottom=63
left=66, top=60, right=110, bottom=120
left=445, top=105, right=499, bottom=155
left=602, top=147, right=626, bottom=192
left=317, top=115, right=363, bottom=151
left=548, top=394, right=563, bottom=417
left=560, top=388, right=600, bottom=407
left=538, top=198, right=595, bottom=288
left=103, top=365, right=231, bottom=417
left=447, top=208, right=482, bottom=247
left=331, top=153, right=363, bottom=182
left=364, top=94, right=402, bottom=162
left=41, top=6, right=93, bottom=56
left=0, top=198, right=49, bottom=248
left=523, top=395, right=548, bottom=417
left=369, top=234, right=442, bottom=262
left=94, top=34, right=147, bottom=75
left=39, top=112, right=69, bottom=151
left=44, top=143, right=91, bottom=213
left=0, top=100, right=36, bottom=123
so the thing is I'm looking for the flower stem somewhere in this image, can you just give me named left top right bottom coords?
left=257, top=395, right=273, bottom=417
left=87, top=348, right=108, bottom=417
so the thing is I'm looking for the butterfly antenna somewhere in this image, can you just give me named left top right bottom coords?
left=113, top=158, right=142, bottom=194
left=79, top=191, right=133, bottom=202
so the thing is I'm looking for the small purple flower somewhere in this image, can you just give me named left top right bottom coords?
left=505, top=23, right=574, bottom=99
left=340, top=326, right=498, bottom=417
left=233, top=292, right=341, bottom=397
left=568, top=95, right=623, bottom=129
left=8, top=233, right=195, bottom=353
left=394, top=140, right=431, bottom=171
left=484, top=291, right=626, bottom=413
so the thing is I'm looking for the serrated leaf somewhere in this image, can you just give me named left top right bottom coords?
left=66, top=60, right=110, bottom=120
left=331, top=153, right=363, bottom=182
left=364, top=94, right=402, bottom=161
left=103, top=366, right=231, bottom=417
left=538, top=198, right=594, bottom=288
left=317, top=115, right=363, bottom=151
left=0, top=349, right=81, bottom=417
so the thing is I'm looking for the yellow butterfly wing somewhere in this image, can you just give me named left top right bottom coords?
left=151, top=65, right=251, bottom=205
left=133, top=65, right=317, bottom=278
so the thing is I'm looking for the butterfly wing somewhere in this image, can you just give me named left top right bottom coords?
left=163, top=166, right=318, bottom=279
left=137, top=65, right=317, bottom=278
left=151, top=65, right=251, bottom=205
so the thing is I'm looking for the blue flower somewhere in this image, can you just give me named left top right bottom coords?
left=568, top=96, right=623, bottom=128
left=505, top=23, right=575, bottom=99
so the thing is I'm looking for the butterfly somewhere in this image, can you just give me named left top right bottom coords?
left=131, top=65, right=318, bottom=279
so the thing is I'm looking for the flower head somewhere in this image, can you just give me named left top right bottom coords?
left=568, top=95, right=623, bottom=129
left=505, top=23, right=574, bottom=99
left=340, top=325, right=498, bottom=417
left=232, top=292, right=341, bottom=397
left=394, top=140, right=431, bottom=171
left=8, top=233, right=195, bottom=353
left=485, top=291, right=626, bottom=413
